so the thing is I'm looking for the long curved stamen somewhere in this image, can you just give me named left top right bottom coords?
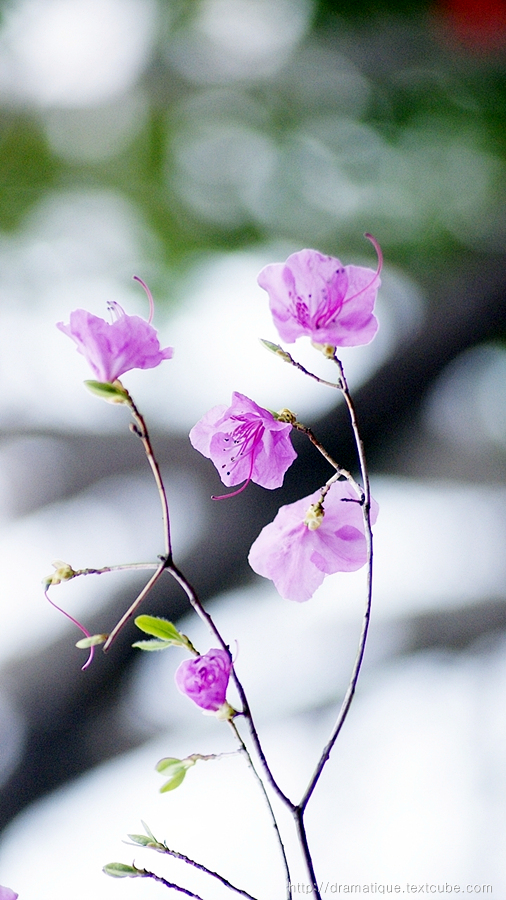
left=342, top=233, right=383, bottom=305
left=212, top=450, right=255, bottom=500
left=133, top=275, right=155, bottom=324
left=45, top=590, right=94, bottom=670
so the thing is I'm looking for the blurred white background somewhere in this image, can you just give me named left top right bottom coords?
left=0, top=0, right=506, bottom=897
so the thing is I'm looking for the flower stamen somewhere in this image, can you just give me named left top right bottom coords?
left=342, top=233, right=383, bottom=306
left=133, top=275, right=155, bottom=324
left=212, top=421, right=262, bottom=499
left=44, top=590, right=94, bottom=670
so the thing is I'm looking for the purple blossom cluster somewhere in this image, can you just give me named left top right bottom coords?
left=188, top=245, right=380, bottom=605
left=57, top=246, right=380, bottom=711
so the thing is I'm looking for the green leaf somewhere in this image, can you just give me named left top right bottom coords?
left=160, top=768, right=187, bottom=792
left=126, top=822, right=164, bottom=850
left=259, top=339, right=292, bottom=362
left=132, top=639, right=173, bottom=651
left=155, top=757, right=188, bottom=792
left=103, top=863, right=138, bottom=878
left=127, top=834, right=153, bottom=847
left=134, top=616, right=184, bottom=643
left=141, top=821, right=156, bottom=842
left=155, top=756, right=183, bottom=773
left=84, top=380, right=129, bottom=404
left=260, top=338, right=283, bottom=353
left=75, top=633, right=108, bottom=649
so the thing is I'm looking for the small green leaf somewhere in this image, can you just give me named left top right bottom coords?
left=84, top=380, right=129, bottom=404
left=141, top=821, right=156, bottom=842
left=134, top=615, right=184, bottom=643
left=155, top=756, right=183, bottom=773
left=132, top=639, right=173, bottom=651
left=259, top=339, right=292, bottom=362
left=103, top=863, right=138, bottom=878
left=160, top=768, right=187, bottom=792
left=155, top=757, right=188, bottom=792
left=127, top=834, right=153, bottom=847
left=260, top=339, right=282, bottom=353
left=75, top=633, right=108, bottom=649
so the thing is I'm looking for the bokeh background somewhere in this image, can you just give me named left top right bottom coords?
left=1, top=0, right=506, bottom=896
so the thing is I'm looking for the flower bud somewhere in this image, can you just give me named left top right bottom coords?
left=311, top=342, right=336, bottom=358
left=84, top=380, right=129, bottom=404
left=304, top=503, right=324, bottom=531
left=175, top=648, right=232, bottom=713
left=43, top=560, right=76, bottom=587
left=275, top=408, right=297, bottom=424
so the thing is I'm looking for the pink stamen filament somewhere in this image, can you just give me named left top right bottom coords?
left=45, top=590, right=94, bottom=670
left=133, top=275, right=155, bottom=324
left=107, top=300, right=125, bottom=323
left=342, top=233, right=383, bottom=305
left=212, top=419, right=263, bottom=500
left=212, top=448, right=256, bottom=500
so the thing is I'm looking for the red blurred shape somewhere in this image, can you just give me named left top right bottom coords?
left=437, top=0, right=506, bottom=51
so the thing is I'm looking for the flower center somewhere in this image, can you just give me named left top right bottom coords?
left=213, top=417, right=265, bottom=500
left=291, top=272, right=347, bottom=333
left=196, top=664, right=216, bottom=687
left=295, top=297, right=310, bottom=326
left=221, top=417, right=265, bottom=476
left=107, top=300, right=126, bottom=323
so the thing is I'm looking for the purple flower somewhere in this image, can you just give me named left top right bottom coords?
left=0, top=887, right=18, bottom=900
left=57, top=285, right=173, bottom=383
left=189, top=392, right=297, bottom=497
left=257, top=237, right=381, bottom=347
left=248, top=481, right=379, bottom=602
left=175, top=649, right=232, bottom=712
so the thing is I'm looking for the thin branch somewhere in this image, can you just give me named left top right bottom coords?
left=136, top=868, right=206, bottom=899
left=126, top=391, right=172, bottom=559
left=274, top=346, right=374, bottom=895
left=332, top=355, right=371, bottom=511
left=261, top=340, right=340, bottom=390
left=103, top=559, right=167, bottom=651
left=72, top=562, right=159, bottom=577
left=228, top=719, right=292, bottom=900
left=293, top=808, right=321, bottom=900
left=299, top=354, right=374, bottom=811
left=166, top=561, right=294, bottom=811
left=98, top=389, right=174, bottom=650
left=141, top=841, right=258, bottom=900
left=292, top=421, right=363, bottom=500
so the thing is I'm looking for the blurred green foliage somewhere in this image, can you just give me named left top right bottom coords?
left=0, top=116, right=57, bottom=229
left=0, top=0, right=504, bottom=279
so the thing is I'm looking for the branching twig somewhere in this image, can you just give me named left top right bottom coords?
left=135, top=841, right=258, bottom=900
left=167, top=561, right=294, bottom=810
left=275, top=348, right=375, bottom=900
left=292, top=421, right=363, bottom=500
left=103, top=559, right=167, bottom=651
left=228, top=719, right=292, bottom=900
left=127, top=391, right=173, bottom=559
left=298, top=354, right=374, bottom=810
left=136, top=868, right=206, bottom=899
